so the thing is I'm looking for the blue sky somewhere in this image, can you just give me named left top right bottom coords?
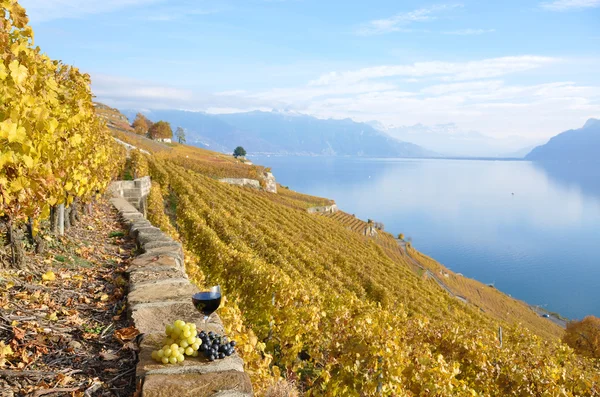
left=20, top=0, right=600, bottom=143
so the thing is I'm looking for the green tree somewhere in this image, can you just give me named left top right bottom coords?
left=398, top=233, right=405, bottom=241
left=176, top=126, right=186, bottom=144
left=233, top=146, right=247, bottom=158
left=132, top=113, right=153, bottom=135
left=148, top=121, right=173, bottom=140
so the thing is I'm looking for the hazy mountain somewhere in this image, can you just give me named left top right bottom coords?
left=526, top=119, right=600, bottom=162
left=505, top=145, right=537, bottom=159
left=369, top=122, right=541, bottom=158
left=122, top=109, right=435, bottom=157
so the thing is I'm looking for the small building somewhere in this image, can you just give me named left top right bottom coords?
left=155, top=138, right=172, bottom=143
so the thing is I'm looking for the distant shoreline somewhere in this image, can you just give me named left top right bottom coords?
left=249, top=153, right=526, bottom=161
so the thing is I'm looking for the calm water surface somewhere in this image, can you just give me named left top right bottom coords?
left=251, top=156, right=600, bottom=319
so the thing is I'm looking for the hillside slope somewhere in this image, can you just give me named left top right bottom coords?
left=108, top=109, right=599, bottom=395
left=526, top=118, right=600, bottom=162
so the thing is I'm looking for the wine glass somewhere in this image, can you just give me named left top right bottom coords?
left=192, top=285, right=222, bottom=327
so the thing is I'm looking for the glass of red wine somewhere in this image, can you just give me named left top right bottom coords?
left=192, top=285, right=222, bottom=326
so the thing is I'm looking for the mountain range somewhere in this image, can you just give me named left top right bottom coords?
left=526, top=118, right=600, bottom=162
left=122, top=109, right=435, bottom=158
left=367, top=121, right=540, bottom=158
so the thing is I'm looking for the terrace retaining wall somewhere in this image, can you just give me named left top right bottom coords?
left=110, top=187, right=253, bottom=397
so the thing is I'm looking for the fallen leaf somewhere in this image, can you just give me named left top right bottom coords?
left=100, top=294, right=109, bottom=302
left=99, top=350, right=119, bottom=361
left=13, top=327, right=25, bottom=340
left=56, top=373, right=75, bottom=386
left=42, top=271, right=56, bottom=281
left=114, top=326, right=140, bottom=343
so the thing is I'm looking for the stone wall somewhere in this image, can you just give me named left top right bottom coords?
left=110, top=176, right=151, bottom=215
left=219, top=178, right=261, bottom=189
left=110, top=195, right=253, bottom=397
left=263, top=172, right=277, bottom=194
left=219, top=173, right=277, bottom=193
left=307, top=204, right=338, bottom=214
left=114, top=137, right=151, bottom=156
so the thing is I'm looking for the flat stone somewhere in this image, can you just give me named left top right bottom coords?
left=142, top=371, right=252, bottom=397
left=211, top=392, right=252, bottom=397
left=137, top=333, right=244, bottom=377
left=131, top=301, right=224, bottom=335
left=129, top=222, right=154, bottom=237
left=110, top=197, right=138, bottom=212
left=136, top=228, right=168, bottom=244
left=129, top=255, right=181, bottom=272
left=136, top=248, right=183, bottom=267
left=132, top=277, right=191, bottom=292
left=142, top=240, right=181, bottom=253
left=128, top=280, right=199, bottom=306
left=129, top=266, right=187, bottom=285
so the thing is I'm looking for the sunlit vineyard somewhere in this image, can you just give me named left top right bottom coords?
left=139, top=148, right=600, bottom=395
left=322, top=211, right=565, bottom=341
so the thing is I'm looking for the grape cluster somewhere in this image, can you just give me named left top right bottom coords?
left=151, top=320, right=201, bottom=364
left=198, top=331, right=236, bottom=362
left=150, top=320, right=236, bottom=364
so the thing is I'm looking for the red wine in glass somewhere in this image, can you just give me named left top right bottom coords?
left=192, top=286, right=221, bottom=325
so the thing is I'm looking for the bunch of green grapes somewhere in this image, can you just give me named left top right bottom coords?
left=151, top=320, right=202, bottom=364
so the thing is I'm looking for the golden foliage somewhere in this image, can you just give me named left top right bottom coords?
left=563, top=316, right=600, bottom=359
left=0, top=0, right=120, bottom=230
left=146, top=157, right=600, bottom=396
left=148, top=120, right=173, bottom=140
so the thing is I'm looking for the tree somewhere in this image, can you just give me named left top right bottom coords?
left=563, top=316, right=600, bottom=358
left=176, top=127, right=186, bottom=144
left=233, top=146, right=247, bottom=158
left=148, top=121, right=173, bottom=140
left=132, top=113, right=153, bottom=135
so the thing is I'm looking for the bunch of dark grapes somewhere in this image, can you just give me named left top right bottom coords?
left=198, top=331, right=236, bottom=361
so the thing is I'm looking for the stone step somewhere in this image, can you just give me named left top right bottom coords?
left=142, top=371, right=252, bottom=397
left=137, top=333, right=244, bottom=378
left=128, top=279, right=199, bottom=306
left=131, top=301, right=224, bottom=335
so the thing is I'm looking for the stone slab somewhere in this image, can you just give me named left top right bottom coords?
left=129, top=266, right=187, bottom=285
left=128, top=280, right=199, bottom=306
left=129, top=255, right=180, bottom=271
left=131, top=301, right=224, bottom=335
left=142, top=240, right=181, bottom=252
left=137, top=333, right=244, bottom=377
left=132, top=277, right=190, bottom=291
left=110, top=197, right=138, bottom=213
left=135, top=226, right=165, bottom=239
left=135, top=249, right=183, bottom=267
left=142, top=371, right=252, bottom=397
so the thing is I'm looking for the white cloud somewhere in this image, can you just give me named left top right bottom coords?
left=443, top=28, right=495, bottom=35
left=19, top=0, right=165, bottom=21
left=92, top=74, right=194, bottom=109
left=92, top=56, right=600, bottom=141
left=541, top=0, right=600, bottom=10
left=356, top=4, right=463, bottom=36
left=309, top=56, right=558, bottom=86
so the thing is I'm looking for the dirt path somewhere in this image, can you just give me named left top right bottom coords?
left=396, top=239, right=468, bottom=303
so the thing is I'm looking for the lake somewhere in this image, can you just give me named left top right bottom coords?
left=250, top=156, right=600, bottom=320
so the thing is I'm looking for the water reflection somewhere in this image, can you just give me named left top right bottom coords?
left=250, top=156, right=600, bottom=319
left=532, top=161, right=600, bottom=201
